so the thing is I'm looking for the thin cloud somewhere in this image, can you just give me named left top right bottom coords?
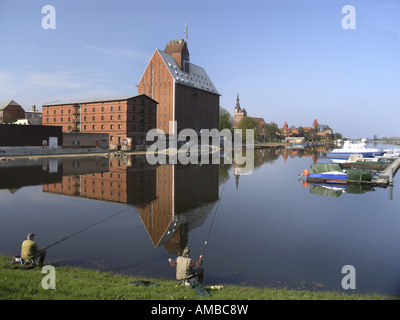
left=25, top=71, right=86, bottom=89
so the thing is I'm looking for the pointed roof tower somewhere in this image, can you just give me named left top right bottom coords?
left=235, top=92, right=241, bottom=110
left=283, top=121, right=289, bottom=129
left=313, top=119, right=319, bottom=130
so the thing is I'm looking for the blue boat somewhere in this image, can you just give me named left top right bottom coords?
left=300, top=163, right=374, bottom=184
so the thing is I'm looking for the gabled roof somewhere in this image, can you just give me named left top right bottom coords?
left=42, top=94, right=158, bottom=107
left=157, top=49, right=219, bottom=95
left=0, top=100, right=21, bottom=110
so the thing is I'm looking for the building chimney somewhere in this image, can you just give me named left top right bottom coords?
left=32, top=105, right=36, bottom=112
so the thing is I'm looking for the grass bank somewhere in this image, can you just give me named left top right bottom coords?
left=0, top=256, right=397, bottom=300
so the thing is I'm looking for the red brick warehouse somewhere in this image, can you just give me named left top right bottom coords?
left=42, top=94, right=158, bottom=150
left=138, top=39, right=220, bottom=137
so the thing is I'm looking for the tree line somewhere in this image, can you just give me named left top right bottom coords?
left=219, top=107, right=342, bottom=142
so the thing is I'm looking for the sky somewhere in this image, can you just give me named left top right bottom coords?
left=0, top=0, right=399, bottom=138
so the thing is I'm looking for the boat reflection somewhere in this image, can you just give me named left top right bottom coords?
left=303, top=182, right=375, bottom=197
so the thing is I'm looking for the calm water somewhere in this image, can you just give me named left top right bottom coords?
left=1, top=143, right=400, bottom=295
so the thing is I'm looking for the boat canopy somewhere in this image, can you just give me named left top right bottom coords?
left=346, top=169, right=373, bottom=182
left=310, top=163, right=343, bottom=173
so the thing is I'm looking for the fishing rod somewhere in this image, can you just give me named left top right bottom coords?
left=201, top=181, right=227, bottom=258
left=45, top=207, right=132, bottom=250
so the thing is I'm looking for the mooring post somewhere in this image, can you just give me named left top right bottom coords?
left=389, top=167, right=394, bottom=186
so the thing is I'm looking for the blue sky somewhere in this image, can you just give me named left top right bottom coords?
left=0, top=0, right=399, bottom=138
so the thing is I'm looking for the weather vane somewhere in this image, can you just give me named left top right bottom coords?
left=185, top=22, right=189, bottom=43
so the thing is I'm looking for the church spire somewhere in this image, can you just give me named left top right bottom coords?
left=235, top=91, right=240, bottom=110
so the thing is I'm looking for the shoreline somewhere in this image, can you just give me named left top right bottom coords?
left=0, top=143, right=287, bottom=160
left=0, top=255, right=395, bottom=300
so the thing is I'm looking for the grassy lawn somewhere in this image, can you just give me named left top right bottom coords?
left=0, top=255, right=397, bottom=300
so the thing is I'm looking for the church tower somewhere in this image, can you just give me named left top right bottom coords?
left=234, top=92, right=247, bottom=125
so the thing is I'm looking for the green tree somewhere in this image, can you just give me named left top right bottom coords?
left=219, top=107, right=233, bottom=131
left=237, top=117, right=259, bottom=142
left=261, top=122, right=279, bottom=142
left=334, top=132, right=343, bottom=140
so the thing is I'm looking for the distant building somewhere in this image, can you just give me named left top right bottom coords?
left=25, top=105, right=42, bottom=125
left=13, top=105, right=42, bottom=125
left=138, top=39, right=220, bottom=136
left=0, top=100, right=25, bottom=124
left=233, top=93, right=265, bottom=140
left=282, top=121, right=291, bottom=137
left=42, top=94, right=157, bottom=150
left=234, top=93, right=247, bottom=126
left=312, top=119, right=319, bottom=130
left=280, top=119, right=333, bottom=139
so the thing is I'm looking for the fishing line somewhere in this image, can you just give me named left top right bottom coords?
left=45, top=206, right=132, bottom=249
left=201, top=181, right=227, bottom=257
left=106, top=257, right=156, bottom=272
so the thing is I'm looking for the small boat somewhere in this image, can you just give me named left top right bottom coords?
left=300, top=163, right=373, bottom=184
left=327, top=140, right=384, bottom=159
left=379, top=149, right=400, bottom=160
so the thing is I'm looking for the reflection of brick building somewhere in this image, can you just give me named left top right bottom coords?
left=0, top=159, right=62, bottom=190
left=43, top=156, right=157, bottom=205
left=42, top=94, right=157, bottom=149
left=138, top=39, right=219, bottom=135
left=138, top=164, right=219, bottom=254
left=42, top=156, right=219, bottom=255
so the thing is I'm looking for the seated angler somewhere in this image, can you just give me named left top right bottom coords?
left=21, top=233, right=47, bottom=267
left=168, top=247, right=204, bottom=284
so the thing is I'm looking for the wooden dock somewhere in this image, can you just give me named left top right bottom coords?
left=373, top=158, right=400, bottom=187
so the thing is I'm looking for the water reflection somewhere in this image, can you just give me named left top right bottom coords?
left=1, top=144, right=397, bottom=294
left=39, top=156, right=219, bottom=255
left=307, top=183, right=375, bottom=197
left=0, top=158, right=62, bottom=190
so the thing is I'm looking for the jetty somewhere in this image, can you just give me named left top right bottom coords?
left=338, top=158, right=400, bottom=188
left=302, top=157, right=400, bottom=189
left=374, top=158, right=400, bottom=187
